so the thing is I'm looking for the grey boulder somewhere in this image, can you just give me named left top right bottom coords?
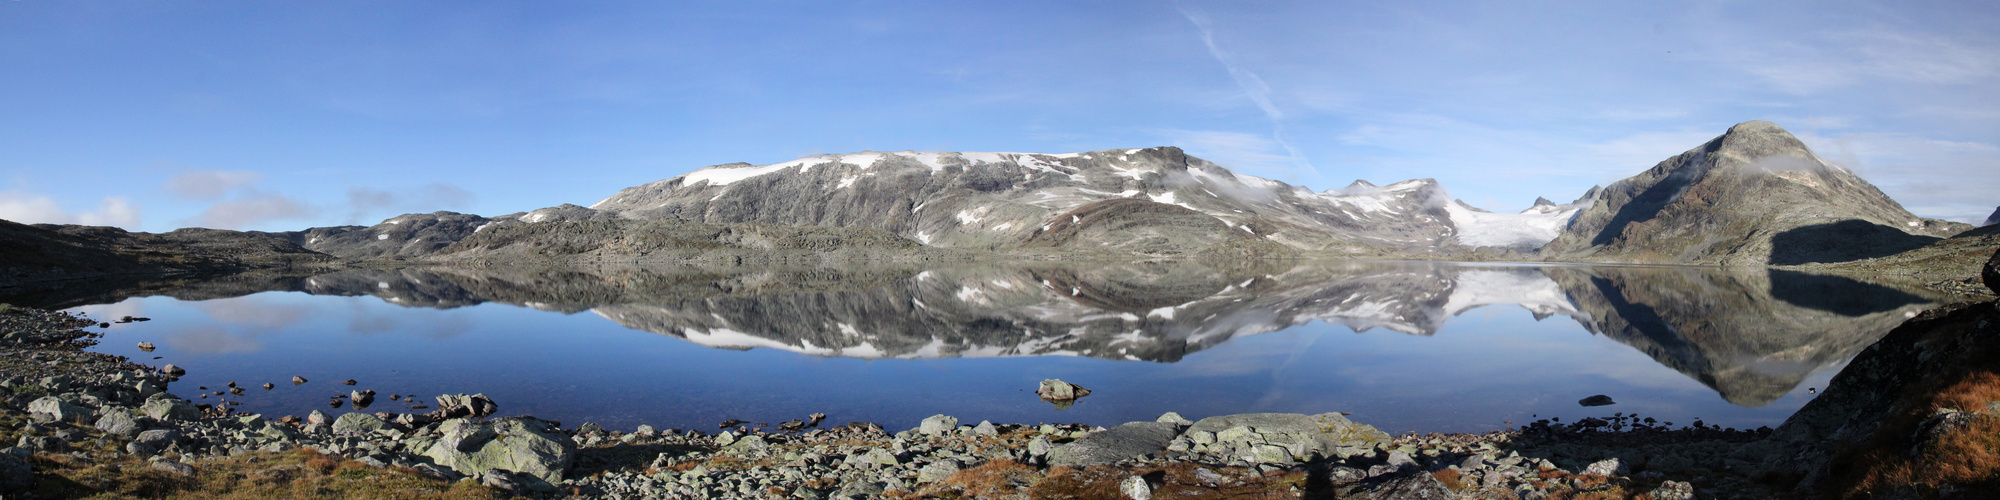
left=94, top=410, right=147, bottom=438
left=140, top=398, right=199, bottom=422
left=26, top=397, right=87, bottom=422
left=332, top=412, right=387, bottom=434
left=1048, top=422, right=1180, bottom=466
left=420, top=417, right=576, bottom=482
left=1181, top=412, right=1389, bottom=464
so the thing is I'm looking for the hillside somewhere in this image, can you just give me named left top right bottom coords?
left=1540, top=121, right=1969, bottom=265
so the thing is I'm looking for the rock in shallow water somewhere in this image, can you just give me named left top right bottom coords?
left=1037, top=379, right=1091, bottom=401
left=1579, top=394, right=1616, bottom=406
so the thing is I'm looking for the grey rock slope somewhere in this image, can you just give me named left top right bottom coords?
left=1542, top=121, right=1970, bottom=265
left=588, top=147, right=1466, bottom=255
left=271, top=205, right=618, bottom=260
left=1986, top=206, right=2000, bottom=227
left=0, top=219, right=335, bottom=291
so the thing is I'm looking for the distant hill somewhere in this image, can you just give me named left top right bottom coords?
left=1541, top=121, right=1969, bottom=265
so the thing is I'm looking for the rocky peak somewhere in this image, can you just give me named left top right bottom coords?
left=1532, top=197, right=1556, bottom=208
left=1984, top=206, right=1999, bottom=227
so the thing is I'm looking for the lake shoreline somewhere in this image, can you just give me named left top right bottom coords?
left=7, top=303, right=1942, bottom=499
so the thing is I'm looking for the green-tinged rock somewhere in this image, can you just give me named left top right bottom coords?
left=235, top=414, right=265, bottom=428
left=1185, top=412, right=1389, bottom=464
left=420, top=417, right=576, bottom=482
left=27, top=396, right=87, bottom=422
left=726, top=435, right=768, bottom=451
left=140, top=398, right=198, bottom=421
left=1048, top=421, right=1179, bottom=466
left=94, top=409, right=145, bottom=437
left=916, top=460, right=960, bottom=484
left=917, top=415, right=958, bottom=436
left=858, top=448, right=900, bottom=466
left=332, top=412, right=385, bottom=434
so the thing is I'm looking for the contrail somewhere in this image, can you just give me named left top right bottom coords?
left=1177, top=3, right=1319, bottom=179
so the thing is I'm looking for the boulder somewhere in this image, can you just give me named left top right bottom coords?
left=1984, top=248, right=1999, bottom=295
left=1578, top=395, right=1615, bottom=407
left=0, top=452, right=29, bottom=494
left=427, top=393, right=498, bottom=420
left=1049, top=422, right=1180, bottom=466
left=27, top=397, right=87, bottom=422
left=94, top=410, right=146, bottom=438
left=1121, top=475, right=1153, bottom=500
left=916, top=415, right=958, bottom=436
left=1037, top=379, right=1091, bottom=400
left=420, top=417, right=576, bottom=482
left=915, top=460, right=960, bottom=484
left=140, top=398, right=199, bottom=422
left=332, top=412, right=386, bottom=434
left=1180, top=413, right=1389, bottom=464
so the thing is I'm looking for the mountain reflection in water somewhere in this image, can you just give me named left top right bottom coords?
left=34, top=261, right=1943, bottom=432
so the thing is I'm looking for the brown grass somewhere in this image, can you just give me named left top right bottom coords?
left=25, top=448, right=501, bottom=499
left=1837, top=371, right=2000, bottom=498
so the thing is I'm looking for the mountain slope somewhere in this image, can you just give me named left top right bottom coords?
left=588, top=147, right=1465, bottom=255
left=1541, top=121, right=1970, bottom=265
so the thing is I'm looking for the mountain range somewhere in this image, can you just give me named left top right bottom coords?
left=0, top=120, right=1991, bottom=292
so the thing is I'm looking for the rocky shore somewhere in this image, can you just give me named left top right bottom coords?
left=3, top=284, right=1998, bottom=498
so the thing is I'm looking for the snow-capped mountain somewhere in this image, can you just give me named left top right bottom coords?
left=587, top=147, right=1506, bottom=255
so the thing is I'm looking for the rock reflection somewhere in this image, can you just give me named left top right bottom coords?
left=36, top=261, right=1947, bottom=409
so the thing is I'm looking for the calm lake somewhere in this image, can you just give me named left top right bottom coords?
left=17, top=260, right=1946, bottom=435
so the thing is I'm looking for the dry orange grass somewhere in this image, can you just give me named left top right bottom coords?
left=26, top=449, right=501, bottom=500
left=1838, top=371, right=2000, bottom=498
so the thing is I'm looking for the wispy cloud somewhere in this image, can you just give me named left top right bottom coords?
left=183, top=193, right=314, bottom=229
left=1709, top=27, right=2000, bottom=94
left=1795, top=131, right=2000, bottom=223
left=0, top=191, right=142, bottom=228
left=344, top=183, right=475, bottom=224
left=1175, top=3, right=1318, bottom=180
left=164, top=170, right=263, bottom=200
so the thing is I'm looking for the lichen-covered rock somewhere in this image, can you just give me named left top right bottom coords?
left=94, top=409, right=146, bottom=438
left=420, top=417, right=576, bottom=482
left=140, top=397, right=199, bottom=421
left=1049, top=422, right=1180, bottom=466
left=1180, top=412, right=1389, bottom=463
left=332, top=412, right=386, bottom=434
left=916, top=415, right=958, bottom=436
left=27, top=396, right=87, bottom=422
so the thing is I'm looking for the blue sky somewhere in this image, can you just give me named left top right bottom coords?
left=2, top=1, right=1995, bottom=232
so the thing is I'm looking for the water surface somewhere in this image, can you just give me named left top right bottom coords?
left=26, top=261, right=1942, bottom=434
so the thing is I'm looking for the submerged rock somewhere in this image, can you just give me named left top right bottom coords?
left=1579, top=395, right=1616, bottom=407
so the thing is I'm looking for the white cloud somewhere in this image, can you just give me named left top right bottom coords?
left=1709, top=27, right=2000, bottom=95
left=344, top=183, right=475, bottom=224
left=182, top=193, right=314, bottom=229
left=163, top=170, right=263, bottom=200
left=0, top=190, right=142, bottom=228
left=1796, top=131, right=2000, bottom=223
